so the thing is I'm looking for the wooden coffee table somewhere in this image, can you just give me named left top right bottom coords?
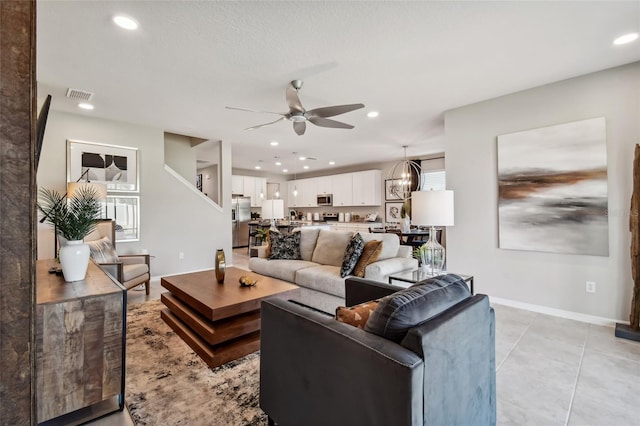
left=160, top=267, right=299, bottom=368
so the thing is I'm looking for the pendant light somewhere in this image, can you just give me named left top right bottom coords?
left=386, top=145, right=422, bottom=200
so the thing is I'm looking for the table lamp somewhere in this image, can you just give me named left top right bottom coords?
left=411, top=190, right=454, bottom=276
left=261, top=199, right=285, bottom=232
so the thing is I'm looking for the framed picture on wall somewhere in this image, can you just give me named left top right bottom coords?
left=385, top=179, right=403, bottom=200
left=67, top=140, right=139, bottom=192
left=105, top=195, right=140, bottom=242
left=385, top=202, right=403, bottom=224
left=196, top=174, right=203, bottom=192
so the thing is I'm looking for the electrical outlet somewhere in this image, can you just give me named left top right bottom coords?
left=586, top=281, right=596, bottom=293
left=179, top=252, right=184, bottom=260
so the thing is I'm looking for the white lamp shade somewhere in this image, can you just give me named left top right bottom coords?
left=67, top=182, right=107, bottom=200
left=261, top=199, right=285, bottom=220
left=411, top=190, right=454, bottom=226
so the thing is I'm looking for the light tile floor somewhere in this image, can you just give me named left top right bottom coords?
left=92, top=250, right=640, bottom=425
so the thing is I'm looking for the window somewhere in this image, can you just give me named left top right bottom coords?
left=420, top=170, right=446, bottom=191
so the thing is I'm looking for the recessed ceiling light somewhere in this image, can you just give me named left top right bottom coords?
left=329, top=161, right=335, bottom=165
left=270, top=141, right=279, bottom=146
left=303, top=165, right=309, bottom=170
left=275, top=162, right=282, bottom=166
left=113, top=15, right=138, bottom=30
left=367, top=111, right=379, bottom=118
left=299, top=156, right=306, bottom=161
left=613, top=32, right=638, bottom=45
left=255, top=166, right=261, bottom=170
left=78, top=103, right=94, bottom=110
left=282, top=169, right=288, bottom=173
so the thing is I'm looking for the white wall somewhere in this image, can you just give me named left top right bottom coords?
left=164, top=132, right=197, bottom=183
left=197, top=164, right=219, bottom=203
left=37, top=110, right=233, bottom=276
left=445, top=62, right=640, bottom=321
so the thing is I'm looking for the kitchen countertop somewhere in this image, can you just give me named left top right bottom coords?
left=250, top=220, right=383, bottom=225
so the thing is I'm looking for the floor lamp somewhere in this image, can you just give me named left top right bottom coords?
left=411, top=190, right=454, bottom=276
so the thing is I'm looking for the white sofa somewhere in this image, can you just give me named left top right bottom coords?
left=248, top=228, right=417, bottom=313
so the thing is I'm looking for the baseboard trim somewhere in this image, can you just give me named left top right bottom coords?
left=489, top=296, right=627, bottom=327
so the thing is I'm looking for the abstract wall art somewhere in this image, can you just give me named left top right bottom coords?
left=67, top=140, right=139, bottom=192
left=497, top=117, right=608, bottom=256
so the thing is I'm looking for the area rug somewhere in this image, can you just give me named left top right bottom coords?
left=125, top=300, right=267, bottom=425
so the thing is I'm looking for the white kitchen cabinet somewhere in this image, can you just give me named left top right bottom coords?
left=332, top=174, right=353, bottom=207
left=352, top=170, right=381, bottom=206
left=243, top=176, right=256, bottom=205
left=317, top=176, right=333, bottom=194
left=233, top=175, right=267, bottom=207
left=301, top=178, right=318, bottom=207
left=254, top=177, right=266, bottom=207
left=232, top=175, right=244, bottom=195
left=288, top=180, right=301, bottom=208
left=242, top=176, right=266, bottom=207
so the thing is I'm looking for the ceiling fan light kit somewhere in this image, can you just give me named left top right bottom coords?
left=226, top=80, right=365, bottom=135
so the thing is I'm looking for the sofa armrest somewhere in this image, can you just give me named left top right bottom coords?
left=95, top=261, right=124, bottom=282
left=397, top=245, right=413, bottom=258
left=260, top=298, right=424, bottom=426
left=364, top=257, right=418, bottom=282
left=119, top=254, right=149, bottom=265
left=345, top=277, right=399, bottom=306
left=401, top=295, right=496, bottom=426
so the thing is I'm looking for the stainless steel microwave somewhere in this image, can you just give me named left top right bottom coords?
left=317, top=194, right=333, bottom=206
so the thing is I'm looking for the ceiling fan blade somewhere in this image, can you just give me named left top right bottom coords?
left=286, top=87, right=305, bottom=113
left=308, top=116, right=354, bottom=129
left=226, top=106, right=284, bottom=116
left=306, top=103, right=365, bottom=118
left=245, top=117, right=285, bottom=131
left=293, top=121, right=306, bottom=135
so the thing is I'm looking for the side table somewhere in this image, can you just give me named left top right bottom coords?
left=388, top=269, right=474, bottom=294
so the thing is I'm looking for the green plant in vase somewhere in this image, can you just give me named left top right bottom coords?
left=38, top=186, right=102, bottom=282
left=255, top=227, right=270, bottom=245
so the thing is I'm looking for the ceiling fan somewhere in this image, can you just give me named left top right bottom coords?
left=226, top=80, right=364, bottom=136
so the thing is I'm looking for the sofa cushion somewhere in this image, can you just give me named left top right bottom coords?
left=311, top=230, right=353, bottom=267
left=299, top=228, right=321, bottom=261
left=352, top=240, right=383, bottom=278
left=249, top=257, right=317, bottom=283
left=365, top=274, right=471, bottom=343
left=87, top=236, right=119, bottom=263
left=340, top=233, right=365, bottom=278
left=335, top=300, right=379, bottom=329
left=295, top=265, right=346, bottom=298
left=269, top=231, right=302, bottom=260
left=361, top=232, right=400, bottom=261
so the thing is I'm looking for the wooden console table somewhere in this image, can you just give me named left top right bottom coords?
left=36, top=260, right=126, bottom=425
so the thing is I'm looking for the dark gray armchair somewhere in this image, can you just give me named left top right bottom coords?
left=260, top=276, right=496, bottom=426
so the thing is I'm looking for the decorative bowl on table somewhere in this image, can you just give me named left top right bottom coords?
left=239, top=276, right=258, bottom=287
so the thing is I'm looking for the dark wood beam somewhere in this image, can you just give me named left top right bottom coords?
left=0, top=0, right=37, bottom=424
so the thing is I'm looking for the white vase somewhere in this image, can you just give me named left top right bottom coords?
left=59, top=240, right=90, bottom=282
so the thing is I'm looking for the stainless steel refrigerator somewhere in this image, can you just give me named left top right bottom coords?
left=232, top=196, right=251, bottom=248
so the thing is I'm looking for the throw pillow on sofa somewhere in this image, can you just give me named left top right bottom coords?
left=311, top=229, right=354, bottom=267
left=352, top=240, right=383, bottom=277
left=365, top=274, right=471, bottom=342
left=335, top=300, right=379, bottom=329
left=340, top=233, right=365, bottom=277
left=269, top=230, right=302, bottom=260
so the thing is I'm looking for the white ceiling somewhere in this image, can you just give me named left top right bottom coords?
left=37, top=1, right=640, bottom=176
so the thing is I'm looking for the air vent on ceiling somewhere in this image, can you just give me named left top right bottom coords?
left=66, top=88, right=94, bottom=101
